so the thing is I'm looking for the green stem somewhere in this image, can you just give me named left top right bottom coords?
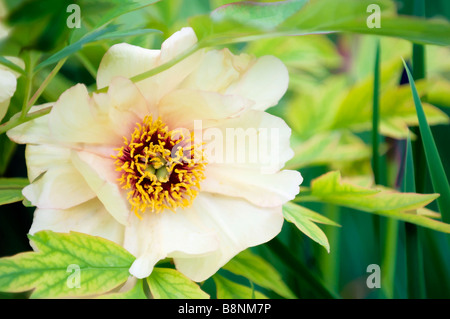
left=27, top=57, right=67, bottom=110
left=96, top=43, right=202, bottom=93
left=405, top=223, right=426, bottom=298
left=19, top=53, right=34, bottom=120
left=411, top=0, right=427, bottom=194
left=372, top=39, right=381, bottom=185
left=0, top=106, right=52, bottom=134
left=318, top=204, right=340, bottom=292
left=403, top=134, right=427, bottom=299
left=403, top=0, right=427, bottom=299
left=381, top=218, right=398, bottom=298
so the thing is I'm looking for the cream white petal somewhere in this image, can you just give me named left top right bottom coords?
left=0, top=68, right=16, bottom=103
left=201, top=166, right=302, bottom=207
left=49, top=84, right=123, bottom=145
left=7, top=103, right=54, bottom=145
left=93, top=76, right=156, bottom=138
left=202, top=110, right=294, bottom=173
left=0, top=69, right=17, bottom=122
left=25, top=144, right=71, bottom=182
left=125, top=205, right=219, bottom=279
left=225, top=55, right=289, bottom=111
left=0, top=98, right=11, bottom=123
left=96, top=43, right=160, bottom=90
left=97, top=27, right=202, bottom=106
left=29, top=198, right=125, bottom=246
left=181, top=48, right=252, bottom=93
left=173, top=193, right=284, bottom=282
left=71, top=150, right=130, bottom=226
left=22, top=162, right=96, bottom=210
left=158, top=89, right=252, bottom=129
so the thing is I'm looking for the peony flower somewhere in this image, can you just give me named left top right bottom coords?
left=7, top=27, right=302, bottom=282
left=0, top=57, right=24, bottom=122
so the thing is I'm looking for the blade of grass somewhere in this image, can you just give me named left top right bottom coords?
left=403, top=61, right=450, bottom=223
left=372, top=39, right=382, bottom=186
left=317, top=204, right=340, bottom=293
left=266, top=237, right=339, bottom=299
left=411, top=44, right=427, bottom=194
left=403, top=133, right=427, bottom=299
left=381, top=217, right=398, bottom=298
left=371, top=40, right=385, bottom=286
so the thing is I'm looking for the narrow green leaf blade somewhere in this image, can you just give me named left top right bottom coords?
left=86, top=0, right=161, bottom=30
left=403, top=61, right=450, bottom=223
left=372, top=40, right=382, bottom=184
left=211, top=0, right=309, bottom=30
left=222, top=249, right=296, bottom=299
left=213, top=274, right=267, bottom=299
left=0, top=56, right=26, bottom=76
left=0, top=231, right=135, bottom=298
left=147, top=268, right=209, bottom=299
left=36, top=27, right=161, bottom=71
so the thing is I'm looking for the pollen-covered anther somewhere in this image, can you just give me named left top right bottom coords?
left=113, top=115, right=206, bottom=217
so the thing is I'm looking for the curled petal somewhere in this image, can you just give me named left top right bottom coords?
left=173, top=193, right=284, bottom=282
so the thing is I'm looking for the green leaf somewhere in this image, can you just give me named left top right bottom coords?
left=282, top=202, right=339, bottom=253
left=0, top=178, right=29, bottom=189
left=36, top=26, right=161, bottom=71
left=192, top=0, right=450, bottom=47
left=372, top=39, right=382, bottom=185
left=403, top=61, right=450, bottom=223
left=147, top=268, right=209, bottom=299
left=0, top=56, right=26, bottom=76
left=0, top=189, right=25, bottom=206
left=0, top=178, right=29, bottom=206
left=211, top=0, right=309, bottom=30
left=304, top=171, right=450, bottom=233
left=222, top=249, right=296, bottom=299
left=81, top=0, right=161, bottom=30
left=213, top=274, right=268, bottom=299
left=280, top=0, right=450, bottom=46
left=98, top=279, right=147, bottom=299
left=0, top=231, right=135, bottom=298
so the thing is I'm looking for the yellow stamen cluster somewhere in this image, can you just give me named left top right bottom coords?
left=113, top=116, right=206, bottom=217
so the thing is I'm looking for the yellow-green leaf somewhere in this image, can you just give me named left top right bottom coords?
left=306, top=171, right=450, bottom=233
left=213, top=274, right=268, bottom=299
left=283, top=202, right=339, bottom=253
left=147, top=268, right=209, bottom=299
left=0, top=231, right=135, bottom=298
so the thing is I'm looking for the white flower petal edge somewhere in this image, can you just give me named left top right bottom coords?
left=201, top=166, right=302, bottom=207
left=157, top=89, right=253, bottom=129
left=0, top=57, right=24, bottom=122
left=225, top=55, right=289, bottom=111
left=173, top=193, right=284, bottom=282
left=29, top=199, right=125, bottom=246
left=71, top=150, right=130, bottom=226
left=7, top=103, right=54, bottom=145
left=97, top=27, right=203, bottom=106
left=124, top=199, right=220, bottom=279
